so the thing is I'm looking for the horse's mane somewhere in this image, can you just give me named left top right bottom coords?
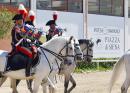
left=78, top=39, right=90, bottom=44
left=41, top=36, right=68, bottom=48
left=78, top=39, right=94, bottom=47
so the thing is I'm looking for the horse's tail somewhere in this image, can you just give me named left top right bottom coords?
left=108, top=55, right=125, bottom=93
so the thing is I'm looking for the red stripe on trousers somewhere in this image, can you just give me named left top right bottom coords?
left=16, top=46, right=33, bottom=58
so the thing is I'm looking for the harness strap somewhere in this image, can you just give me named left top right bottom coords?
left=40, top=47, right=64, bottom=61
left=81, top=42, right=93, bottom=58
left=83, top=55, right=93, bottom=57
left=40, top=48, right=53, bottom=74
left=55, top=59, right=60, bottom=73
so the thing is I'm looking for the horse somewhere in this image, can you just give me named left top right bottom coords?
left=0, top=38, right=94, bottom=93
left=109, top=50, right=130, bottom=93
left=0, top=36, right=83, bottom=93
left=41, top=38, right=94, bottom=93
left=78, top=39, right=94, bottom=63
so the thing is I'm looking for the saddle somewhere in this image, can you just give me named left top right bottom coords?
left=5, top=51, right=40, bottom=72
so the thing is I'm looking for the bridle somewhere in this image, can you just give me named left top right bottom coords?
left=59, top=40, right=83, bottom=59
left=82, top=40, right=93, bottom=58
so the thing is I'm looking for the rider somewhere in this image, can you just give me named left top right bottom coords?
left=9, top=4, right=27, bottom=55
left=10, top=14, right=24, bottom=54
left=11, top=11, right=37, bottom=77
left=25, top=10, right=43, bottom=56
left=10, top=13, right=32, bottom=77
left=46, top=11, right=62, bottom=41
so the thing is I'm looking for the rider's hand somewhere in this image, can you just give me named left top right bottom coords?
left=26, top=39, right=31, bottom=43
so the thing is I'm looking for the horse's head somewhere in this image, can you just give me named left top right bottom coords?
left=57, top=36, right=82, bottom=73
left=71, top=37, right=83, bottom=60
left=78, top=39, right=94, bottom=63
left=58, top=36, right=83, bottom=62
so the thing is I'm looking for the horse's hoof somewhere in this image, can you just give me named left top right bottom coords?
left=12, top=91, right=18, bottom=93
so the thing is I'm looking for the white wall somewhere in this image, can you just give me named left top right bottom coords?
left=127, top=18, right=130, bottom=50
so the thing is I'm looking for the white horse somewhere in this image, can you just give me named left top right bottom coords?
left=0, top=38, right=94, bottom=93
left=0, top=36, right=82, bottom=93
left=41, top=39, right=94, bottom=93
left=109, top=50, right=130, bottom=93
left=0, top=38, right=93, bottom=93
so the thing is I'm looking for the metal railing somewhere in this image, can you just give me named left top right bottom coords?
left=92, top=59, right=118, bottom=70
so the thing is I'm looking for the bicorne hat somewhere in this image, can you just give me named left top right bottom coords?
left=12, top=14, right=23, bottom=20
left=46, top=20, right=57, bottom=26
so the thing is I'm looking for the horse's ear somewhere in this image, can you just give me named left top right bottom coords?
left=68, top=36, right=74, bottom=43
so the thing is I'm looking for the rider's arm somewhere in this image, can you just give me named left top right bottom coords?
left=14, top=26, right=23, bottom=42
left=15, top=38, right=24, bottom=46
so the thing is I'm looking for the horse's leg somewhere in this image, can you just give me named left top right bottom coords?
left=121, top=57, right=130, bottom=93
left=48, top=78, right=56, bottom=93
left=11, top=79, right=18, bottom=93
left=41, top=79, right=48, bottom=93
left=0, top=77, right=7, bottom=87
left=42, top=84, right=47, bottom=93
left=16, top=79, right=20, bottom=86
left=64, top=74, right=71, bottom=93
left=33, top=78, right=43, bottom=93
left=67, top=75, right=76, bottom=93
left=121, top=78, right=130, bottom=93
left=27, top=80, right=33, bottom=92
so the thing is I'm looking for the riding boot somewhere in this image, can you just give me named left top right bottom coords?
left=8, top=48, right=15, bottom=57
left=26, top=58, right=32, bottom=77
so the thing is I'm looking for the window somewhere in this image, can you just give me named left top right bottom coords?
left=68, top=0, right=83, bottom=13
left=88, top=0, right=124, bottom=16
left=128, top=0, right=130, bottom=17
left=51, top=0, right=67, bottom=11
left=0, top=0, right=11, bottom=4
left=0, top=0, right=30, bottom=8
left=100, top=0, right=112, bottom=15
left=37, top=0, right=52, bottom=10
left=88, top=0, right=99, bottom=14
left=112, top=0, right=124, bottom=16
left=36, top=0, right=83, bottom=13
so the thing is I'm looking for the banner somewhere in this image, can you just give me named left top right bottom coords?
left=88, top=26, right=124, bottom=58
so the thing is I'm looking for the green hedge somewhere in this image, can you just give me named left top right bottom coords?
left=0, top=8, right=14, bottom=38
left=75, top=58, right=118, bottom=73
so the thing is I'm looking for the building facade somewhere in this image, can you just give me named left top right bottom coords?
left=0, top=0, right=130, bottom=58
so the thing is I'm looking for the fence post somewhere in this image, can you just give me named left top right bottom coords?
left=97, top=62, right=100, bottom=71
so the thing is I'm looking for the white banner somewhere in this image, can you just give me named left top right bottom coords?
left=88, top=26, right=124, bottom=58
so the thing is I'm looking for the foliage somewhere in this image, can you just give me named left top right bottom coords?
left=40, top=35, right=46, bottom=43
left=0, top=8, right=14, bottom=39
left=75, top=58, right=117, bottom=73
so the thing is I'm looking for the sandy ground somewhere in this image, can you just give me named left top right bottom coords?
left=0, top=38, right=11, bottom=51
left=0, top=71, right=129, bottom=93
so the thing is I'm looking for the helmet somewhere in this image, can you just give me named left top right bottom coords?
left=29, top=10, right=35, bottom=21
left=12, top=14, right=23, bottom=20
left=18, top=4, right=28, bottom=19
left=46, top=20, right=57, bottom=26
left=18, top=4, right=25, bottom=14
left=53, top=11, right=58, bottom=21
